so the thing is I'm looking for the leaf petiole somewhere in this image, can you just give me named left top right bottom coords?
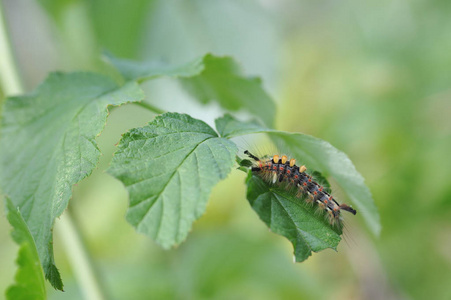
left=133, top=101, right=165, bottom=114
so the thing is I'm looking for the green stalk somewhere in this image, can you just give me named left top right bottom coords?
left=134, top=101, right=166, bottom=114
left=56, top=210, right=107, bottom=300
left=0, top=1, right=23, bottom=95
left=0, top=2, right=107, bottom=299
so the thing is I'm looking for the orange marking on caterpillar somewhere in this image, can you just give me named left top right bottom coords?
left=281, top=155, right=287, bottom=164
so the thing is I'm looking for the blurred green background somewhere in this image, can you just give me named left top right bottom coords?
left=1, top=0, right=450, bottom=299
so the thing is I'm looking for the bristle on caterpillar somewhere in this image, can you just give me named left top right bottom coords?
left=244, top=150, right=357, bottom=228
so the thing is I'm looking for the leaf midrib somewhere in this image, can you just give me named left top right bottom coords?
left=136, top=136, right=215, bottom=240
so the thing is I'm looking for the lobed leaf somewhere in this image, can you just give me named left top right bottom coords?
left=178, top=55, right=275, bottom=127
left=246, top=175, right=341, bottom=262
left=215, top=114, right=381, bottom=236
left=5, top=198, right=46, bottom=300
left=106, top=53, right=275, bottom=127
left=107, top=113, right=237, bottom=248
left=0, top=72, right=144, bottom=289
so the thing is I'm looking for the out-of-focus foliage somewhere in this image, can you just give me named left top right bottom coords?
left=1, top=0, right=450, bottom=299
left=37, top=0, right=154, bottom=58
left=278, top=2, right=451, bottom=299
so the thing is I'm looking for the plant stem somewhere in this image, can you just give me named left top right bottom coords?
left=0, top=1, right=23, bottom=95
left=134, top=101, right=166, bottom=114
left=56, top=211, right=106, bottom=300
left=0, top=2, right=107, bottom=299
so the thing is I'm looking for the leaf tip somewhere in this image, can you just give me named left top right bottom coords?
left=45, top=264, right=64, bottom=291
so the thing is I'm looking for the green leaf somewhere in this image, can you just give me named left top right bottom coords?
left=107, top=112, right=237, bottom=248
left=106, top=53, right=276, bottom=127
left=215, top=113, right=266, bottom=138
left=5, top=198, right=46, bottom=300
left=246, top=175, right=341, bottom=262
left=0, top=72, right=144, bottom=289
left=104, top=51, right=205, bottom=82
left=178, top=55, right=275, bottom=128
left=215, top=114, right=381, bottom=236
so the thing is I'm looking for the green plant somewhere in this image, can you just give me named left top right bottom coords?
left=0, top=3, right=379, bottom=299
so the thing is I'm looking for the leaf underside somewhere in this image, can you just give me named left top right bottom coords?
left=246, top=175, right=342, bottom=262
left=107, top=112, right=237, bottom=248
left=0, top=72, right=144, bottom=289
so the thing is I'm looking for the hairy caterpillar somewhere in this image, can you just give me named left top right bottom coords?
left=244, top=150, right=356, bottom=227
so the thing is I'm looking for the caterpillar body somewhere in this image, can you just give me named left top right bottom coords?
left=244, top=150, right=356, bottom=227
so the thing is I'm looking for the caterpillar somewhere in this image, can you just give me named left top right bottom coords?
left=244, top=150, right=356, bottom=227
